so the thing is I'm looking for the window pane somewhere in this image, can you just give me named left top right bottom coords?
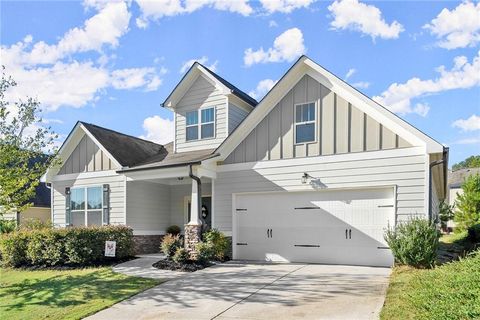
left=302, top=105, right=309, bottom=122
left=87, top=187, right=102, bottom=210
left=186, top=126, right=198, bottom=141
left=72, top=211, right=85, bottom=226
left=296, top=123, right=315, bottom=143
left=295, top=105, right=302, bottom=122
left=71, top=188, right=85, bottom=210
left=201, top=108, right=214, bottom=123
left=308, top=103, right=315, bottom=121
left=201, top=123, right=214, bottom=138
left=87, top=211, right=102, bottom=226
left=186, top=111, right=198, bottom=125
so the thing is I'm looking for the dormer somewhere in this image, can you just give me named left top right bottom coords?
left=163, top=63, right=257, bottom=153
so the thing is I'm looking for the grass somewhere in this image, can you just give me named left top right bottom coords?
left=0, top=267, right=162, bottom=320
left=381, top=233, right=480, bottom=320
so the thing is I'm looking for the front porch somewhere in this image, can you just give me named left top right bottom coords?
left=122, top=165, right=216, bottom=254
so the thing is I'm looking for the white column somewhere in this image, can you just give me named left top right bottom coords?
left=188, top=178, right=202, bottom=225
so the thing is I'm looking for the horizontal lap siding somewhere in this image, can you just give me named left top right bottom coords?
left=215, top=150, right=427, bottom=233
left=52, top=174, right=125, bottom=227
left=126, top=181, right=170, bottom=233
left=175, top=75, right=227, bottom=152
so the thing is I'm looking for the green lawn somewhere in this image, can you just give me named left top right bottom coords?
left=0, top=267, right=162, bottom=320
left=381, top=234, right=480, bottom=320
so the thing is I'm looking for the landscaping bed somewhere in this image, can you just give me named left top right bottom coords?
left=152, top=259, right=212, bottom=272
left=0, top=267, right=161, bottom=320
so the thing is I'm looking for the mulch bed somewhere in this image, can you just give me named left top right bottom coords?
left=152, top=259, right=212, bottom=272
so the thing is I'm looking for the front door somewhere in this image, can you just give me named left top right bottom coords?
left=187, top=196, right=212, bottom=228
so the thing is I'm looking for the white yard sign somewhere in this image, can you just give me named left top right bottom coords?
left=105, top=241, right=116, bottom=257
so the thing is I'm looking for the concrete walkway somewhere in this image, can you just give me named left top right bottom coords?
left=89, top=261, right=391, bottom=320
left=113, top=254, right=186, bottom=280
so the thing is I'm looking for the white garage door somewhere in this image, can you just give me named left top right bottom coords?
left=234, top=188, right=395, bottom=267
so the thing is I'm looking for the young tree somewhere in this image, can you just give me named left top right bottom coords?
left=452, top=155, right=480, bottom=171
left=438, top=200, right=454, bottom=230
left=0, top=68, right=59, bottom=214
left=454, top=174, right=480, bottom=231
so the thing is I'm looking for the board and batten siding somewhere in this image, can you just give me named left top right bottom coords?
left=228, top=103, right=249, bottom=134
left=225, top=75, right=411, bottom=164
left=175, top=74, right=227, bottom=152
left=51, top=174, right=125, bottom=227
left=59, top=134, right=117, bottom=174
left=126, top=181, right=170, bottom=234
left=214, top=147, right=427, bottom=233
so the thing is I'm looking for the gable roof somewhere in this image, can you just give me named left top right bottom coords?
left=448, top=167, right=480, bottom=188
left=215, top=55, right=445, bottom=159
left=162, top=62, right=257, bottom=109
left=79, top=122, right=165, bottom=167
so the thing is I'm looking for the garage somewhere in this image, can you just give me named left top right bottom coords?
left=233, top=188, right=395, bottom=267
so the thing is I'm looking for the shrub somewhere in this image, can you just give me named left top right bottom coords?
left=166, top=225, right=181, bottom=235
left=160, top=234, right=182, bottom=258
left=195, top=242, right=214, bottom=263
left=203, top=229, right=230, bottom=261
left=19, top=218, right=52, bottom=231
left=0, top=219, right=17, bottom=234
left=454, top=174, right=480, bottom=231
left=467, top=224, right=480, bottom=242
left=384, top=217, right=439, bottom=268
left=172, top=247, right=189, bottom=263
left=0, top=225, right=134, bottom=268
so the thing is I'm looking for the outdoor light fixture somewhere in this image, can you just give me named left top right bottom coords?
left=177, top=177, right=184, bottom=181
left=301, top=172, right=313, bottom=184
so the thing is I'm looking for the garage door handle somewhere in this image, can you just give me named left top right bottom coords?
left=349, top=229, right=352, bottom=239
left=345, top=229, right=348, bottom=239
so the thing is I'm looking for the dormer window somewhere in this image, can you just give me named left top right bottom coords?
left=186, top=107, right=215, bottom=141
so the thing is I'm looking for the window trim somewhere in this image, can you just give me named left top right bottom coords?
left=294, top=101, right=317, bottom=145
left=185, top=107, right=216, bottom=142
left=70, top=185, right=103, bottom=226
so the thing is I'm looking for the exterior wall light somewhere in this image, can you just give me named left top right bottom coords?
left=301, top=172, right=313, bottom=184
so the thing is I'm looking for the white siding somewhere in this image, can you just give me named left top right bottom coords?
left=228, top=103, right=249, bottom=134
left=126, top=181, right=170, bottom=234
left=175, top=75, right=227, bottom=152
left=52, top=174, right=125, bottom=227
left=215, top=147, right=427, bottom=233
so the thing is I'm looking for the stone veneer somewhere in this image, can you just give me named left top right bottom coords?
left=133, top=235, right=163, bottom=254
left=184, top=224, right=202, bottom=258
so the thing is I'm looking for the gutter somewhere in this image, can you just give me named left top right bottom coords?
left=188, top=164, right=202, bottom=225
left=428, top=147, right=449, bottom=222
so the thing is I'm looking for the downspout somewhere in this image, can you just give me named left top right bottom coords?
left=428, top=147, right=448, bottom=222
left=189, top=164, right=202, bottom=225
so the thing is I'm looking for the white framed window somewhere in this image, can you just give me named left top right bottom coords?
left=295, top=102, right=316, bottom=144
left=186, top=107, right=215, bottom=141
left=71, top=186, right=103, bottom=226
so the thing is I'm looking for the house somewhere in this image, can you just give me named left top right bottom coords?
left=45, top=56, right=447, bottom=267
left=448, top=167, right=480, bottom=206
left=2, top=182, right=51, bottom=225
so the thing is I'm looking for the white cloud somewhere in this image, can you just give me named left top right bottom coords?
left=424, top=1, right=480, bottom=50
left=111, top=67, right=164, bottom=91
left=345, top=68, right=356, bottom=80
left=413, top=103, right=430, bottom=117
left=269, top=20, right=278, bottom=28
left=453, top=137, right=480, bottom=145
left=248, top=78, right=277, bottom=100
left=179, top=56, right=218, bottom=73
left=140, top=115, right=175, bottom=144
left=244, top=28, right=306, bottom=66
left=351, top=81, right=370, bottom=89
left=373, top=51, right=480, bottom=116
left=135, top=0, right=253, bottom=27
left=452, top=114, right=480, bottom=132
left=260, top=0, right=315, bottom=14
left=328, top=0, right=404, bottom=40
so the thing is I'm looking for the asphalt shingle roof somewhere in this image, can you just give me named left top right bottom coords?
left=448, top=167, right=480, bottom=188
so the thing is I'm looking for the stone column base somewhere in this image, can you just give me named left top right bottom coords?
left=184, top=224, right=202, bottom=259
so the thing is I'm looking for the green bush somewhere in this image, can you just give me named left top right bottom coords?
left=0, top=225, right=134, bottom=268
left=0, top=219, right=17, bottom=234
left=172, top=247, right=189, bottom=263
left=203, top=229, right=230, bottom=261
left=19, top=218, right=52, bottom=231
left=454, top=174, right=480, bottom=231
left=195, top=242, right=214, bottom=263
left=166, top=225, right=181, bottom=235
left=384, top=218, right=439, bottom=268
left=467, top=224, right=480, bottom=242
left=160, top=234, right=182, bottom=258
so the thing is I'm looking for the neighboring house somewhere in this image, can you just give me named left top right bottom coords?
left=448, top=167, right=480, bottom=206
left=45, top=56, right=447, bottom=266
left=2, top=182, right=51, bottom=224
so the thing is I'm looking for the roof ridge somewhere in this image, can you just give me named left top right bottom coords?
left=79, top=121, right=166, bottom=147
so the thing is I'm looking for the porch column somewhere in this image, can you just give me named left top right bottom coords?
left=184, top=173, right=202, bottom=258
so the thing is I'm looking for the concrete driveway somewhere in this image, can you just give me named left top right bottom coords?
left=87, top=262, right=391, bottom=320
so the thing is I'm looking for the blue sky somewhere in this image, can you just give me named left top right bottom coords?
left=1, top=0, right=479, bottom=165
